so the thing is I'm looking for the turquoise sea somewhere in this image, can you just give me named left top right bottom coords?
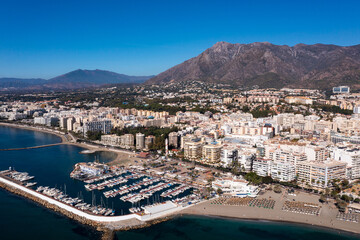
left=0, top=125, right=359, bottom=240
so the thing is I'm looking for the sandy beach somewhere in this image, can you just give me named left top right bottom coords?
left=181, top=190, right=360, bottom=235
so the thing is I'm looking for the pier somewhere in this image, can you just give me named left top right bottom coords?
left=0, top=142, right=64, bottom=151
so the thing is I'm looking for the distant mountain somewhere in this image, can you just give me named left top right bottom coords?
left=0, top=78, right=46, bottom=89
left=146, top=42, right=360, bottom=89
left=46, top=69, right=152, bottom=89
left=0, top=69, right=153, bottom=91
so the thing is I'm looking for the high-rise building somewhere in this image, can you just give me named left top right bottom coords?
left=184, top=140, right=203, bottom=161
left=120, top=134, right=134, bottom=148
left=202, top=143, right=222, bottom=164
left=145, top=135, right=155, bottom=149
left=252, top=158, right=272, bottom=177
left=101, top=134, right=121, bottom=146
left=296, top=161, right=347, bottom=188
left=332, top=145, right=360, bottom=180
left=136, top=133, right=145, bottom=150
left=59, top=117, right=68, bottom=129
left=168, top=132, right=178, bottom=148
left=67, top=117, right=74, bottom=131
left=221, top=147, right=238, bottom=167
left=83, top=120, right=112, bottom=137
left=270, top=162, right=296, bottom=182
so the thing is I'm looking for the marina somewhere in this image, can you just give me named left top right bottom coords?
left=160, top=184, right=191, bottom=198
left=83, top=172, right=143, bottom=191
left=1, top=163, right=201, bottom=219
left=70, top=161, right=200, bottom=210
left=36, top=186, right=115, bottom=216
left=1, top=169, right=37, bottom=186
left=0, top=169, right=203, bottom=239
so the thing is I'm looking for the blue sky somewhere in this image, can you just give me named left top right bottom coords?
left=0, top=0, right=359, bottom=78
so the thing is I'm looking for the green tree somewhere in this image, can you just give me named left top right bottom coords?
left=319, top=194, right=327, bottom=203
left=244, top=172, right=262, bottom=185
left=273, top=185, right=282, bottom=194
left=86, top=131, right=102, bottom=141
left=336, top=199, right=348, bottom=212
left=262, top=176, right=274, bottom=184
left=341, top=194, right=353, bottom=202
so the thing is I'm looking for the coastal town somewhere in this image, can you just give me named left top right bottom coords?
left=0, top=82, right=360, bottom=235
left=2, top=1, right=360, bottom=239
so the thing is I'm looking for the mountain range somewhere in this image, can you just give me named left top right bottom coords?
left=0, top=69, right=153, bottom=91
left=146, top=42, right=360, bottom=89
left=3, top=42, right=360, bottom=92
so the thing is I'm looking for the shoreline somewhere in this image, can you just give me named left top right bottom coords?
left=0, top=122, right=135, bottom=165
left=1, top=122, right=360, bottom=237
left=180, top=193, right=360, bottom=236
left=0, top=122, right=67, bottom=142
left=178, top=213, right=360, bottom=237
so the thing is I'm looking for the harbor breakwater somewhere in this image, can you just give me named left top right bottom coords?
left=0, top=142, right=64, bottom=151
left=0, top=176, right=176, bottom=235
left=0, top=179, right=107, bottom=230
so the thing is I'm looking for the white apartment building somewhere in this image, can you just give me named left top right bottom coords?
left=253, top=157, right=297, bottom=182
left=221, top=146, right=238, bottom=167
left=59, top=117, right=68, bottom=129
left=101, top=134, right=121, bottom=146
left=136, top=133, right=145, bottom=150
left=83, top=120, right=112, bottom=136
left=332, top=146, right=360, bottom=179
left=304, top=146, right=330, bottom=162
left=270, top=162, right=296, bottom=182
left=67, top=117, right=74, bottom=131
left=269, top=148, right=307, bottom=166
left=120, top=134, right=134, bottom=148
left=252, top=158, right=271, bottom=177
left=296, top=161, right=347, bottom=188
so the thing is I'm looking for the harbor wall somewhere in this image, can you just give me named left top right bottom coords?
left=0, top=175, right=190, bottom=230
left=0, top=176, right=140, bottom=222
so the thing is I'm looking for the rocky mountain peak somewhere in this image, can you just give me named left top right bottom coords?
left=146, top=42, right=360, bottom=89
